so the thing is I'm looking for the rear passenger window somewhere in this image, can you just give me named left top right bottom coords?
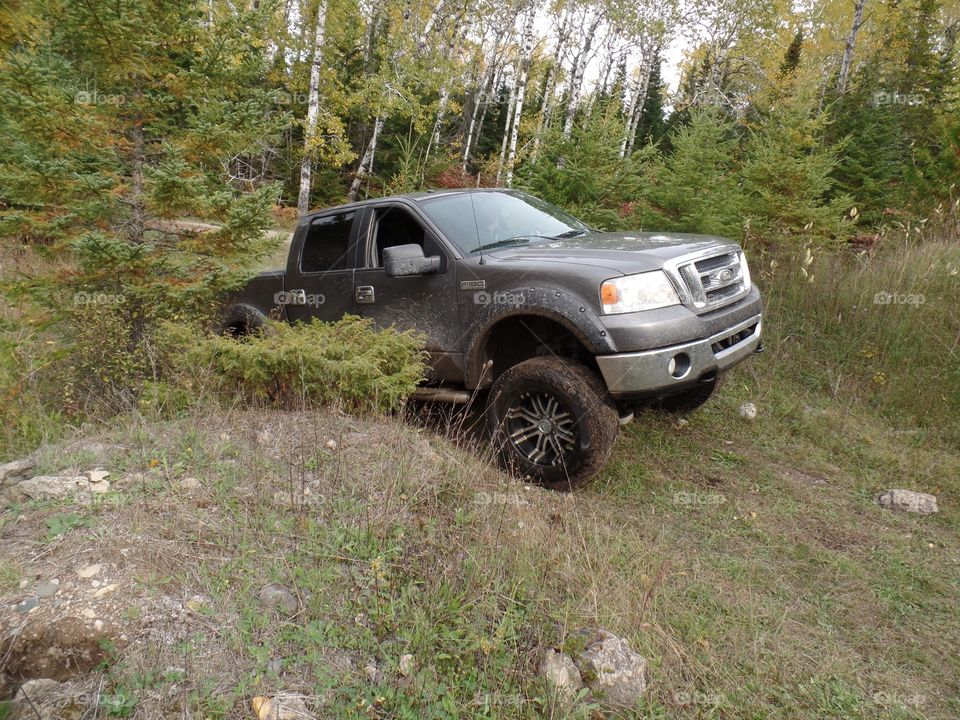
left=301, top=211, right=355, bottom=272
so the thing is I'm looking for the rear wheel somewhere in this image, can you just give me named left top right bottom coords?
left=486, top=357, right=619, bottom=490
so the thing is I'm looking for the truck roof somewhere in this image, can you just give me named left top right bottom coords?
left=303, top=187, right=515, bottom=220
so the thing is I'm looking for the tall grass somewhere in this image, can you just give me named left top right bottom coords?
left=756, top=215, right=960, bottom=443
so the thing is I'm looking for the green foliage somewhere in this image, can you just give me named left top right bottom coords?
left=642, top=108, right=745, bottom=238
left=740, top=90, right=852, bottom=246
left=517, top=103, right=654, bottom=229
left=163, top=316, right=426, bottom=413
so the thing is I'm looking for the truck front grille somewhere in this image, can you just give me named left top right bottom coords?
left=668, top=248, right=751, bottom=314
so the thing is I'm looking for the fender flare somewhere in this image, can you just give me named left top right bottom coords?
left=462, top=287, right=617, bottom=388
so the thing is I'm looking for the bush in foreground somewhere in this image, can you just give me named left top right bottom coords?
left=162, top=316, right=426, bottom=414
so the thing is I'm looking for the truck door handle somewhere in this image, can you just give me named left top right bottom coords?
left=355, top=285, right=375, bottom=304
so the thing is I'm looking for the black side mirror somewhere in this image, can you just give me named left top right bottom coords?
left=383, top=244, right=441, bottom=277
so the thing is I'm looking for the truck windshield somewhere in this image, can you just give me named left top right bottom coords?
left=419, top=190, right=590, bottom=254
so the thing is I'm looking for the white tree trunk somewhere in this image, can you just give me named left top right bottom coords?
left=620, top=45, right=653, bottom=158
left=495, top=75, right=517, bottom=184
left=562, top=11, right=602, bottom=139
left=504, top=5, right=536, bottom=186
left=463, top=57, right=495, bottom=173
left=348, top=114, right=384, bottom=201
left=297, top=0, right=329, bottom=216
left=531, top=2, right=572, bottom=162
left=837, top=0, right=867, bottom=93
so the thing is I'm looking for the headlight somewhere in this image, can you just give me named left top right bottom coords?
left=600, top=271, right=680, bottom=315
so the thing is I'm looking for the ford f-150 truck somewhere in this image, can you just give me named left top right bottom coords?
left=222, top=189, right=763, bottom=489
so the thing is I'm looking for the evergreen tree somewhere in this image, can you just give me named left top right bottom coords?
left=643, top=109, right=745, bottom=238
left=0, top=0, right=285, bottom=409
left=740, top=92, right=851, bottom=246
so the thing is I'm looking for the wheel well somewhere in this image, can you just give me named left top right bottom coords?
left=478, top=316, right=597, bottom=387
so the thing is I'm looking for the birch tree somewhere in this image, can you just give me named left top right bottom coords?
left=297, top=0, right=328, bottom=216
left=837, top=0, right=867, bottom=93
left=504, top=2, right=537, bottom=185
left=562, top=8, right=603, bottom=138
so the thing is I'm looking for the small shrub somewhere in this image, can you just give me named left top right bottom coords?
left=162, top=316, right=426, bottom=413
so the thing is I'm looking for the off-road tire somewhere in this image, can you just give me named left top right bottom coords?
left=486, top=357, right=619, bottom=490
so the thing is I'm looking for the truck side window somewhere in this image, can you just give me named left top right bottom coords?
left=368, top=207, right=448, bottom=270
left=301, top=211, right=355, bottom=273
left=371, top=207, right=428, bottom=267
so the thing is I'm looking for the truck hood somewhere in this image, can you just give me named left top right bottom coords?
left=481, top=231, right=736, bottom=274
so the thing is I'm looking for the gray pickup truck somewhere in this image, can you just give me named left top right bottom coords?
left=223, top=189, right=762, bottom=488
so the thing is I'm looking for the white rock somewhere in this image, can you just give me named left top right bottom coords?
left=325, top=439, right=338, bottom=452
left=86, top=469, right=110, bottom=484
left=877, top=489, right=939, bottom=515
left=14, top=475, right=90, bottom=501
left=94, top=583, right=118, bottom=597
left=0, top=457, right=36, bottom=485
left=738, top=402, right=758, bottom=420
left=77, top=563, right=102, bottom=579
left=399, top=653, right=415, bottom=677
left=577, top=629, right=648, bottom=707
left=252, top=693, right=315, bottom=720
left=180, top=477, right=201, bottom=490
left=539, top=649, right=583, bottom=703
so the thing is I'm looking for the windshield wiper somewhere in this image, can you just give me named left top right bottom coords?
left=552, top=229, right=587, bottom=239
left=471, top=236, right=542, bottom=253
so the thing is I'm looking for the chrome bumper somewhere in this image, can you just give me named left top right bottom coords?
left=595, top=314, right=762, bottom=396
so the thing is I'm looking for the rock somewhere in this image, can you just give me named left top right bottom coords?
left=82, top=608, right=97, bottom=620
left=94, top=583, right=118, bottom=597
left=363, top=661, right=383, bottom=684
left=539, top=649, right=583, bottom=703
left=738, top=402, right=758, bottom=420
left=86, top=469, right=110, bottom=484
left=877, top=489, right=939, bottom=515
left=267, top=658, right=284, bottom=675
left=13, top=475, right=90, bottom=501
left=258, top=583, right=298, bottom=615
left=180, top=476, right=201, bottom=490
left=35, top=579, right=60, bottom=598
left=576, top=629, right=648, bottom=707
left=12, top=679, right=65, bottom=720
left=77, top=563, right=102, bottom=579
left=252, top=693, right=315, bottom=720
left=15, top=596, right=39, bottom=613
left=0, top=457, right=36, bottom=485
left=325, top=439, right=338, bottom=452
left=399, top=653, right=415, bottom=677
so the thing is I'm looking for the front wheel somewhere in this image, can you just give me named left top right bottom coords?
left=486, top=357, right=619, bottom=490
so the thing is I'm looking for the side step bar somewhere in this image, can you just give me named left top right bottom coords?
left=411, top=387, right=474, bottom=404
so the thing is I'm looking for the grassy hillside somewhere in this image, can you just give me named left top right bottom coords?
left=1, top=229, right=959, bottom=718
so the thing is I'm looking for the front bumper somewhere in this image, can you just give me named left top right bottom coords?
left=595, top=314, right=762, bottom=398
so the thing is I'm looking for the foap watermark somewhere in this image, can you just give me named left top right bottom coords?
left=871, top=691, right=926, bottom=708
left=474, top=290, right=525, bottom=308
left=73, top=291, right=123, bottom=306
left=673, top=491, right=726, bottom=507
left=473, top=491, right=529, bottom=508
left=872, top=91, right=923, bottom=107
left=674, top=690, right=726, bottom=707
left=75, top=90, right=126, bottom=106
left=874, top=290, right=925, bottom=306
left=274, top=290, right=325, bottom=307
left=270, top=90, right=312, bottom=105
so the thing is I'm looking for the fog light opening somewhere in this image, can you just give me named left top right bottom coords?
left=668, top=353, right=692, bottom=379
